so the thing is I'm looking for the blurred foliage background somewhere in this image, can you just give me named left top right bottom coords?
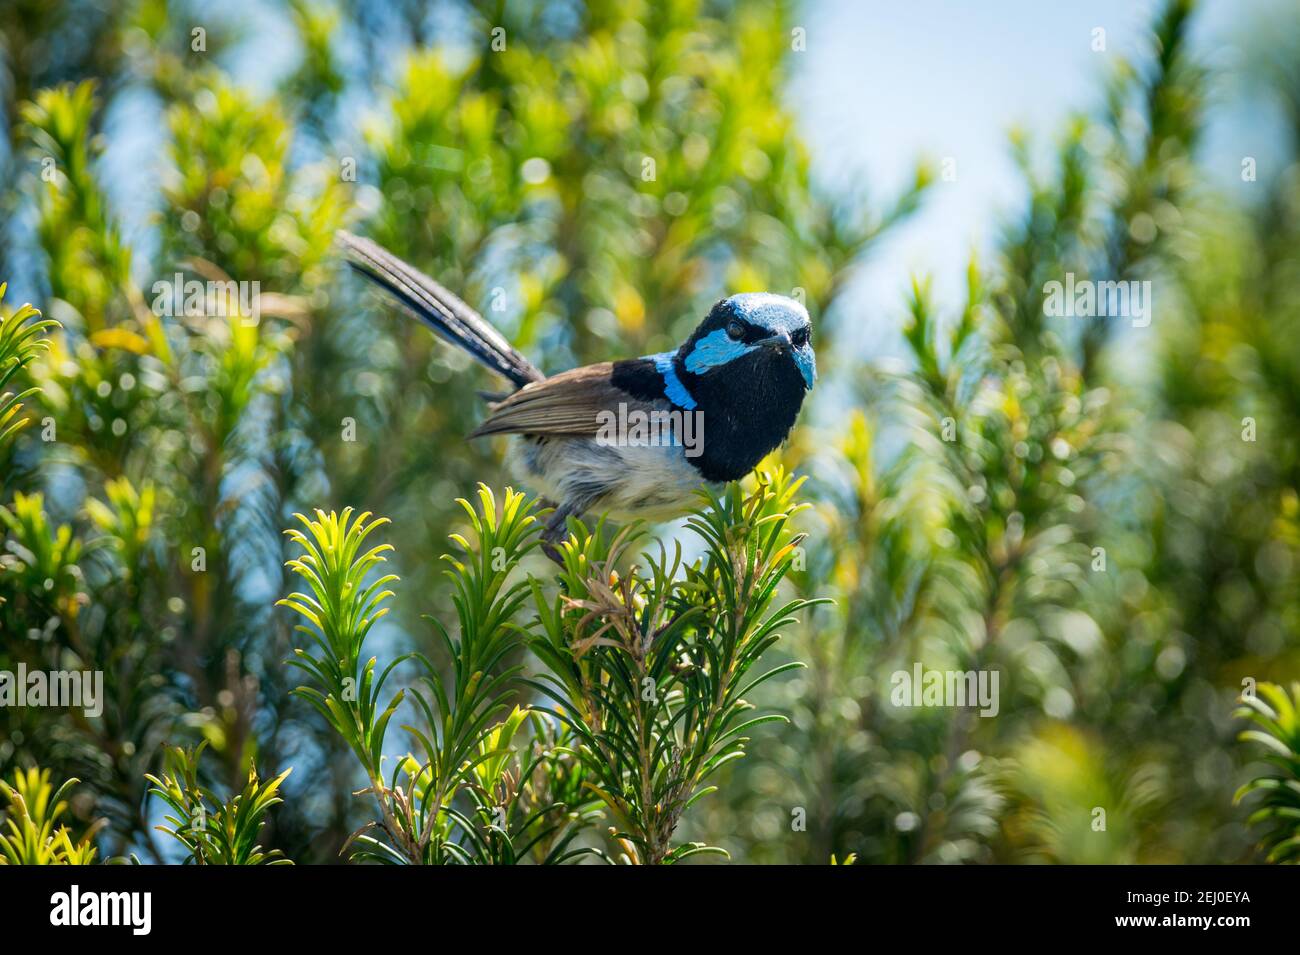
left=0, top=0, right=1298, bottom=863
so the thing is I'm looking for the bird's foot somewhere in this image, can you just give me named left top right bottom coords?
left=541, top=538, right=565, bottom=565
left=540, top=502, right=577, bottom=565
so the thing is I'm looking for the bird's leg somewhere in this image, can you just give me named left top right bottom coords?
left=541, top=501, right=577, bottom=564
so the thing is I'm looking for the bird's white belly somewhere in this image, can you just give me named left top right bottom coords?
left=513, top=435, right=711, bottom=522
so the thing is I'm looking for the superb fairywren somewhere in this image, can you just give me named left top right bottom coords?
left=338, top=231, right=815, bottom=556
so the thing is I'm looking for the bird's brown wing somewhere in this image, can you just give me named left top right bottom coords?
left=469, top=362, right=658, bottom=438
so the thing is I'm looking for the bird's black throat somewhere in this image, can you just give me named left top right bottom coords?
left=678, top=347, right=808, bottom=482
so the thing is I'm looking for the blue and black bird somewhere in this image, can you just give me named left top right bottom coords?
left=338, top=231, right=815, bottom=554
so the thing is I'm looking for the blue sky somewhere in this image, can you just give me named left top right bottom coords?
left=788, top=0, right=1292, bottom=361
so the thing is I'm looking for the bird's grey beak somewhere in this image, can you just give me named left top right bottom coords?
left=755, top=333, right=792, bottom=353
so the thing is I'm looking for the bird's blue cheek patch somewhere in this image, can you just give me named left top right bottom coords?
left=684, top=329, right=752, bottom=375
left=795, top=346, right=816, bottom=390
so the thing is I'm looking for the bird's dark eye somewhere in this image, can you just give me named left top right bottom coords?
left=726, top=320, right=745, bottom=341
left=791, top=326, right=810, bottom=347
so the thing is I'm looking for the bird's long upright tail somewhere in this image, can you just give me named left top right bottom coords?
left=336, top=230, right=544, bottom=389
